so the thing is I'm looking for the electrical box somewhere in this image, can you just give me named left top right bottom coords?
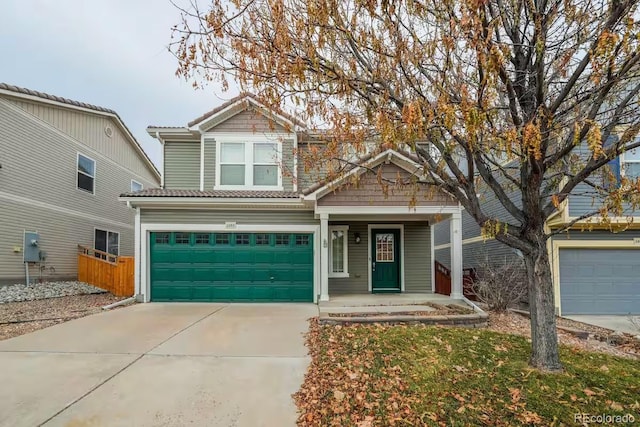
left=23, top=231, right=40, bottom=263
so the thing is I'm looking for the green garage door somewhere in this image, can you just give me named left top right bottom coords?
left=150, top=232, right=314, bottom=302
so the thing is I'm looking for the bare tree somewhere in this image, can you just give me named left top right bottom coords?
left=170, top=0, right=640, bottom=371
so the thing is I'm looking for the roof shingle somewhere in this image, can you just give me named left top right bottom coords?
left=187, top=92, right=306, bottom=128
left=121, top=188, right=301, bottom=199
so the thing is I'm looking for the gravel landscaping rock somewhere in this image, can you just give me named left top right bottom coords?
left=0, top=293, right=125, bottom=340
left=0, top=281, right=106, bottom=304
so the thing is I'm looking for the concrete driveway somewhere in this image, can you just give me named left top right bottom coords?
left=0, top=303, right=318, bottom=427
left=565, top=315, right=640, bottom=335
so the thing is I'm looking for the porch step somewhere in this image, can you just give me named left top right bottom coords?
left=319, top=293, right=465, bottom=308
left=321, top=305, right=437, bottom=315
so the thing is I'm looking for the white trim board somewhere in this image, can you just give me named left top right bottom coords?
left=315, top=206, right=462, bottom=215
left=139, top=223, right=320, bottom=303
left=367, top=224, right=405, bottom=293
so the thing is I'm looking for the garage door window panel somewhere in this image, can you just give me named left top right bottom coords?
left=175, top=232, right=191, bottom=245
left=195, top=233, right=211, bottom=245
left=215, top=233, right=230, bottom=245
left=275, top=234, right=290, bottom=246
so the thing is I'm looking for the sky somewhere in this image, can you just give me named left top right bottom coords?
left=1, top=0, right=239, bottom=169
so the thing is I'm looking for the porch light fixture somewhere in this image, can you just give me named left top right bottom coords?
left=354, top=232, right=361, bottom=244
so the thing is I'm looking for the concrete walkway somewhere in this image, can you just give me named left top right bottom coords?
left=0, top=303, right=318, bottom=427
left=565, top=315, right=640, bottom=335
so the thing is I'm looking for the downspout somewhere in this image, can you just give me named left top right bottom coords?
left=156, top=131, right=165, bottom=188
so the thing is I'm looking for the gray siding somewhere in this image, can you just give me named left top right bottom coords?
left=328, top=221, right=432, bottom=294
left=566, top=140, right=638, bottom=218
left=205, top=109, right=287, bottom=133
left=318, top=163, right=456, bottom=207
left=434, top=248, right=451, bottom=269
left=5, top=97, right=159, bottom=184
left=463, top=240, right=521, bottom=269
left=434, top=218, right=451, bottom=246
left=404, top=222, right=432, bottom=292
left=329, top=223, right=369, bottom=294
left=164, top=141, right=200, bottom=189
left=141, top=209, right=317, bottom=225
left=297, top=143, right=327, bottom=191
left=0, top=197, right=133, bottom=283
left=203, top=137, right=215, bottom=190
left=0, top=97, right=152, bottom=283
left=0, top=100, right=147, bottom=225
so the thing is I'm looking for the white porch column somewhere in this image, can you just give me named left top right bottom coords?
left=320, top=213, right=330, bottom=301
left=134, top=207, right=141, bottom=298
left=450, top=210, right=464, bottom=299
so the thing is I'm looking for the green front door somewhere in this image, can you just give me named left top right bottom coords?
left=371, top=229, right=401, bottom=293
left=150, top=232, right=314, bottom=302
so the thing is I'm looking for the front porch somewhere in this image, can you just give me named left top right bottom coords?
left=316, top=211, right=465, bottom=303
left=302, top=149, right=467, bottom=304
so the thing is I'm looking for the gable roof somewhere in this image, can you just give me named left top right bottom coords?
left=302, top=149, right=426, bottom=200
left=187, top=92, right=306, bottom=132
left=0, top=83, right=161, bottom=180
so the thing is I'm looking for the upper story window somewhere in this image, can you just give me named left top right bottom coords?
left=131, top=180, right=143, bottom=192
left=621, top=145, right=640, bottom=179
left=77, top=153, right=95, bottom=194
left=216, top=139, right=281, bottom=190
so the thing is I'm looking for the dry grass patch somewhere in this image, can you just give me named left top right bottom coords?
left=295, top=319, right=640, bottom=426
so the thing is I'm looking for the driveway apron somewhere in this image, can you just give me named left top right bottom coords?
left=0, top=303, right=317, bottom=427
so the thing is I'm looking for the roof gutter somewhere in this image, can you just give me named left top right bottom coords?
left=118, top=196, right=309, bottom=207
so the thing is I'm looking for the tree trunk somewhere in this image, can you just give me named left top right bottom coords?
left=523, top=241, right=563, bottom=372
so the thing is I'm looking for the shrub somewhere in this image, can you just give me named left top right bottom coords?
left=471, top=259, right=528, bottom=312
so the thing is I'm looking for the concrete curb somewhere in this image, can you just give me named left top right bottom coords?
left=319, top=312, right=489, bottom=327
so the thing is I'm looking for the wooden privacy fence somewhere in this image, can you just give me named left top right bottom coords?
left=433, top=260, right=478, bottom=301
left=77, top=245, right=134, bottom=297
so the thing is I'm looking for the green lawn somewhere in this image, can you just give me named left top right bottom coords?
left=295, top=320, right=640, bottom=426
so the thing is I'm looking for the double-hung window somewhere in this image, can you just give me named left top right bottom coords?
left=77, top=153, right=95, bottom=194
left=329, top=225, right=349, bottom=278
left=622, top=145, right=640, bottom=180
left=217, top=139, right=281, bottom=189
left=95, top=229, right=119, bottom=256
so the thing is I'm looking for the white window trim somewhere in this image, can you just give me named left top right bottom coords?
left=329, top=225, right=349, bottom=278
left=620, top=150, right=640, bottom=177
left=214, top=135, right=283, bottom=191
left=93, top=227, right=120, bottom=257
left=77, top=152, right=96, bottom=194
left=131, top=179, right=143, bottom=192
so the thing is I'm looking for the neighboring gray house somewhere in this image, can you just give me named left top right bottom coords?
left=0, top=84, right=161, bottom=284
left=434, top=149, right=640, bottom=316
left=121, top=94, right=466, bottom=303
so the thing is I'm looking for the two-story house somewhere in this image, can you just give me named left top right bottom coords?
left=0, top=83, right=161, bottom=285
left=121, top=94, right=465, bottom=303
left=434, top=150, right=640, bottom=316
